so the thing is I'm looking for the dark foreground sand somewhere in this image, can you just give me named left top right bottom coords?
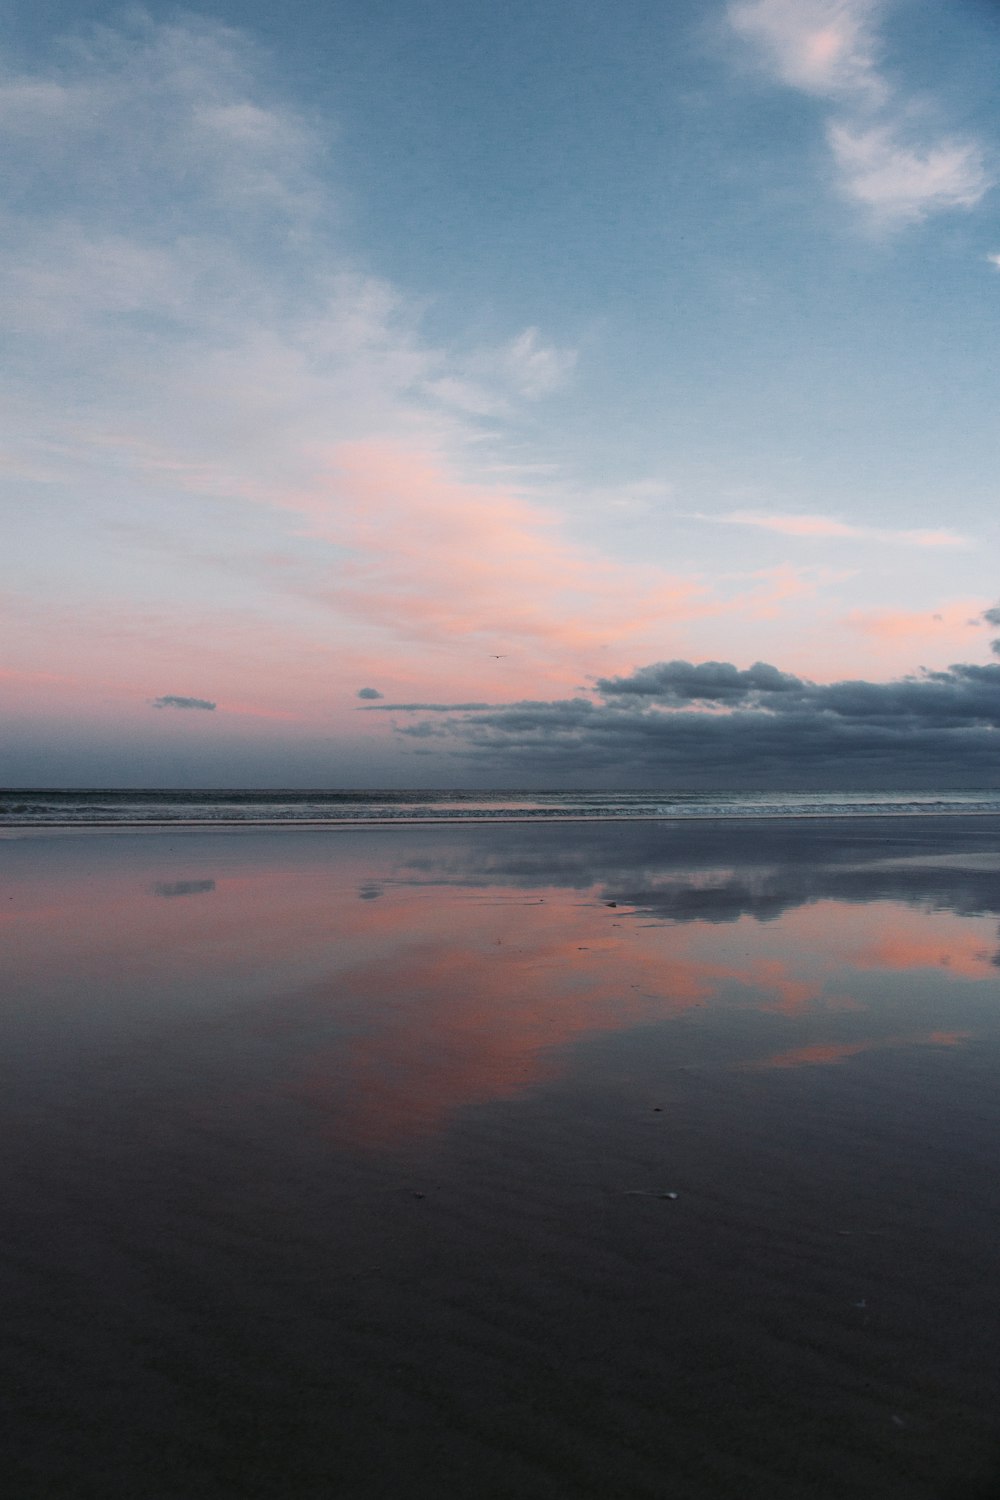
left=3, top=817, right=1000, bottom=1498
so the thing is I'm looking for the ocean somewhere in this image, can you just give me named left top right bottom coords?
left=3, top=785, right=1000, bottom=826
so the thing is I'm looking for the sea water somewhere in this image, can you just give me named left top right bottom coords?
left=3, top=785, right=1000, bottom=826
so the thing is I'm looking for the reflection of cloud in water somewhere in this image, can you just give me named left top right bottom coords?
left=856, top=931, right=995, bottom=979
left=392, top=819, right=1000, bottom=926
left=749, top=1031, right=972, bottom=1071
left=260, top=891, right=995, bottom=1147
left=10, top=819, right=1000, bottom=1149
left=151, top=878, right=216, bottom=898
left=387, top=820, right=1000, bottom=966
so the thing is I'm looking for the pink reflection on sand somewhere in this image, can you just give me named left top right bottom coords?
left=736, top=899, right=997, bottom=982
left=8, top=844, right=996, bottom=1146
left=855, top=931, right=996, bottom=978
left=262, top=904, right=864, bottom=1145
left=750, top=1031, right=972, bottom=1071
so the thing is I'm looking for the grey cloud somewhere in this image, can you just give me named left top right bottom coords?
left=384, top=656, right=1000, bottom=788
left=398, top=721, right=446, bottom=739
left=596, top=659, right=803, bottom=704
left=982, top=604, right=1000, bottom=656
left=356, top=687, right=383, bottom=700
left=152, top=878, right=216, bottom=898
left=151, top=695, right=216, bottom=710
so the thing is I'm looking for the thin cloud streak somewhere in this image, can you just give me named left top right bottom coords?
left=710, top=511, right=968, bottom=548
left=360, top=703, right=494, bottom=713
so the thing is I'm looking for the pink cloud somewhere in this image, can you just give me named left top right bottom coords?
left=845, top=601, right=984, bottom=642
left=285, top=442, right=717, bottom=668
left=837, top=599, right=995, bottom=679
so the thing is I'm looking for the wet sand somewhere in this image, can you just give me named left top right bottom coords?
left=3, top=818, right=1000, bottom=1497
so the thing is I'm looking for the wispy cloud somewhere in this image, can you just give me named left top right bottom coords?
left=499, top=328, right=577, bottom=399
left=707, top=510, right=968, bottom=548
left=828, top=123, right=990, bottom=226
left=421, top=327, right=576, bottom=416
left=729, top=0, right=886, bottom=101
left=6, top=17, right=773, bottom=714
left=292, top=441, right=712, bottom=658
left=728, top=0, right=992, bottom=227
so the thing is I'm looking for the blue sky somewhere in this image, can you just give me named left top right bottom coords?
left=2, top=0, right=1000, bottom=785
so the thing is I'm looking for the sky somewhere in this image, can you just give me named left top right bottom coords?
left=2, top=0, right=999, bottom=787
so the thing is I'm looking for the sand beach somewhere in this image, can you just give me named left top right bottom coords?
left=3, top=816, right=1000, bottom=1498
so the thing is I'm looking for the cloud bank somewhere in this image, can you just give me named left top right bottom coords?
left=383, top=609, right=1000, bottom=786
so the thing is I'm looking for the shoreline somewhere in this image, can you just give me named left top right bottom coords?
left=4, top=807, right=1000, bottom=835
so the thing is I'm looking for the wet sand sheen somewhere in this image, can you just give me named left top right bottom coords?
left=3, top=818, right=1000, bottom=1497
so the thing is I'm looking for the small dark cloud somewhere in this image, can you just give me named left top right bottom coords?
left=356, top=687, right=384, bottom=700
left=983, top=604, right=1000, bottom=656
left=152, top=695, right=216, bottom=710
left=152, top=878, right=216, bottom=898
